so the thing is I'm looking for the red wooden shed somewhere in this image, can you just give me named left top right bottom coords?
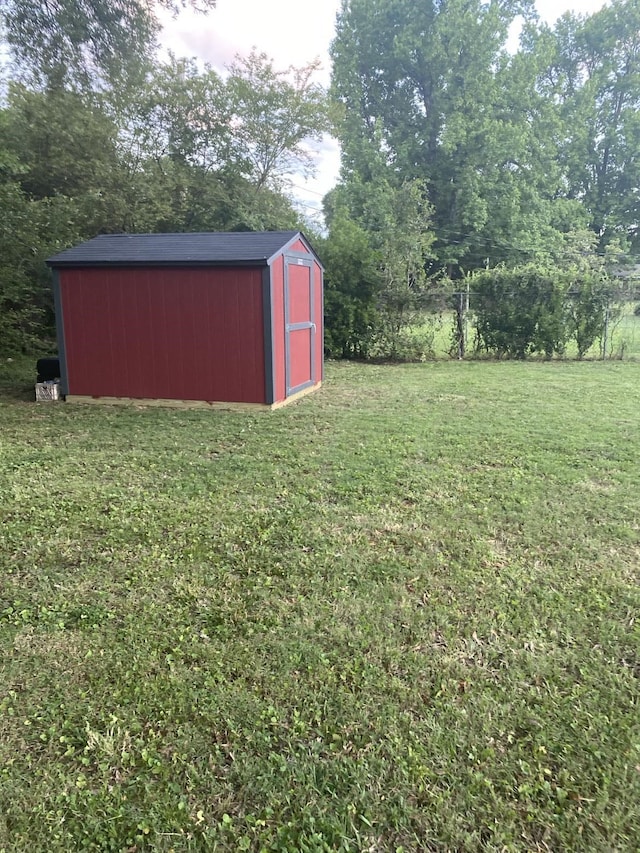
left=47, top=231, right=324, bottom=409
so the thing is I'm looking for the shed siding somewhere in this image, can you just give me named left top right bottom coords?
left=60, top=267, right=266, bottom=403
left=270, top=255, right=287, bottom=403
left=313, top=259, right=324, bottom=381
left=288, top=262, right=312, bottom=324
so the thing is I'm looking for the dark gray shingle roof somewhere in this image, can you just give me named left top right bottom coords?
left=47, top=231, right=312, bottom=268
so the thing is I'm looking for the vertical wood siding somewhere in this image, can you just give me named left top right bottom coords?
left=270, top=255, right=287, bottom=403
left=313, top=259, right=324, bottom=382
left=60, top=267, right=266, bottom=403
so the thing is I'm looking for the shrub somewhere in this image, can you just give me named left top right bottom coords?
left=321, top=216, right=381, bottom=359
left=470, top=263, right=618, bottom=359
left=568, top=278, right=613, bottom=359
left=471, top=264, right=572, bottom=359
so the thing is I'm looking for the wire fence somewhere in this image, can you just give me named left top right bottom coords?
left=415, top=299, right=640, bottom=361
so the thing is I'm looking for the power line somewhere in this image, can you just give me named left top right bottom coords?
left=289, top=182, right=327, bottom=198
left=293, top=199, right=324, bottom=216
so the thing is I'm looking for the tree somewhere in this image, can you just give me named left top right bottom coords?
left=0, top=114, right=85, bottom=355
left=539, top=1, right=640, bottom=252
left=330, top=0, right=640, bottom=280
left=116, top=57, right=232, bottom=175
left=4, top=84, right=121, bottom=201
left=113, top=53, right=320, bottom=231
left=325, top=120, right=439, bottom=359
left=225, top=50, right=333, bottom=192
left=570, top=277, right=612, bottom=359
left=371, top=178, right=439, bottom=358
left=330, top=0, right=560, bottom=276
left=321, top=213, right=381, bottom=359
left=471, top=263, right=572, bottom=359
left=0, top=0, right=217, bottom=89
left=0, top=172, right=45, bottom=354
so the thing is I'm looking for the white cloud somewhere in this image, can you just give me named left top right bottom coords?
left=536, top=0, right=606, bottom=24
left=158, top=0, right=340, bottom=82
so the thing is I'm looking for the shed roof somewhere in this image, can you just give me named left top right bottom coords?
left=47, top=230, right=321, bottom=268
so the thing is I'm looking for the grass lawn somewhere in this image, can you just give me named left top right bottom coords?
left=1, top=359, right=639, bottom=851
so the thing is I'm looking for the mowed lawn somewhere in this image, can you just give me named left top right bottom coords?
left=1, top=360, right=639, bottom=852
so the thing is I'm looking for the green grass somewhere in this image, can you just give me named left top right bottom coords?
left=1, top=359, right=639, bottom=851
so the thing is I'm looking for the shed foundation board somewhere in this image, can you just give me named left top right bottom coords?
left=272, top=382, right=322, bottom=409
left=65, top=383, right=322, bottom=411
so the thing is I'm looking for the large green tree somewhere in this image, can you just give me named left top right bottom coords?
left=115, top=52, right=328, bottom=230
left=4, top=84, right=122, bottom=205
left=330, top=0, right=564, bottom=275
left=538, top=0, right=640, bottom=251
left=225, top=51, right=333, bottom=192
left=0, top=0, right=216, bottom=88
left=0, top=111, right=85, bottom=354
left=330, top=0, right=640, bottom=277
left=324, top=119, right=440, bottom=359
left=321, top=214, right=381, bottom=359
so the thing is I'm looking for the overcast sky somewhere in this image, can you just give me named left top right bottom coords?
left=159, top=0, right=609, bottom=221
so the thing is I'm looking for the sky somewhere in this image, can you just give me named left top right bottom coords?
left=159, top=0, right=609, bottom=222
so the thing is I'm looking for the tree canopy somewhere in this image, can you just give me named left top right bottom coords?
left=320, top=0, right=640, bottom=357
left=330, top=0, right=640, bottom=275
left=1, top=0, right=639, bottom=360
left=0, top=3, right=332, bottom=355
left=0, top=0, right=216, bottom=88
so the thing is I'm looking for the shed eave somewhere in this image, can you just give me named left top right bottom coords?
left=46, top=258, right=271, bottom=270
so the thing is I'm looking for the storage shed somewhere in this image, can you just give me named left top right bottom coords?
left=47, top=231, right=324, bottom=409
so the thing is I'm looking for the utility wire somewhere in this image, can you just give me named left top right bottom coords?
left=289, top=182, right=327, bottom=198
